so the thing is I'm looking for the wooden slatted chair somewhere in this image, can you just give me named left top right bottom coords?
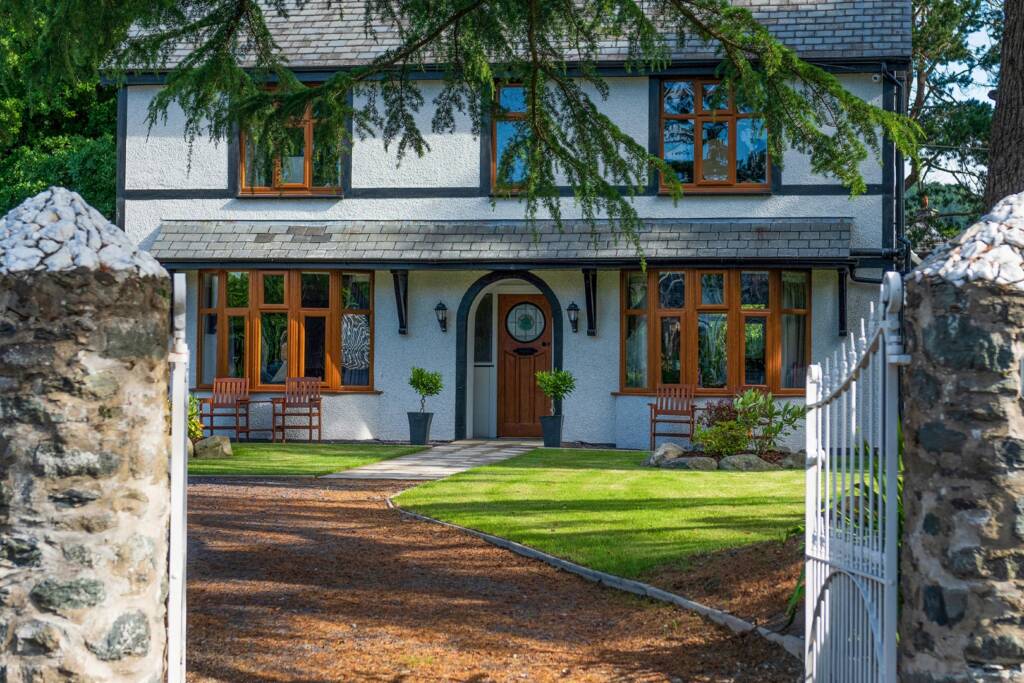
left=649, top=384, right=697, bottom=451
left=272, top=377, right=323, bottom=443
left=198, top=378, right=251, bottom=441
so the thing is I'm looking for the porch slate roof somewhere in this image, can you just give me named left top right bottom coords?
left=148, top=218, right=853, bottom=265
left=157, top=0, right=910, bottom=67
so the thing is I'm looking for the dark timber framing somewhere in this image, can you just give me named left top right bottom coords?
left=583, top=268, right=598, bottom=336
left=115, top=88, right=127, bottom=229
left=119, top=59, right=912, bottom=85
left=391, top=269, right=410, bottom=334
left=455, top=271, right=563, bottom=440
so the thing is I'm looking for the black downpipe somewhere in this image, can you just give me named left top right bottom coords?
left=847, top=266, right=884, bottom=285
left=846, top=65, right=907, bottom=287
left=881, top=62, right=908, bottom=273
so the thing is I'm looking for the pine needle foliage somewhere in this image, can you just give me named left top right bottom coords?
left=13, top=0, right=922, bottom=250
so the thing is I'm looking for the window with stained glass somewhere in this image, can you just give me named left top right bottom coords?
left=197, top=270, right=374, bottom=391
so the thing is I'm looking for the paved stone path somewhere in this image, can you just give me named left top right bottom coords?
left=321, top=439, right=538, bottom=480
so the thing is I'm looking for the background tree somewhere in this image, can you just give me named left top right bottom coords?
left=984, top=0, right=1023, bottom=208
left=8, top=0, right=922, bottom=242
left=904, top=0, right=1000, bottom=246
left=0, top=12, right=116, bottom=216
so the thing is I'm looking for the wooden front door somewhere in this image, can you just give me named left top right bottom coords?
left=497, top=294, right=552, bottom=437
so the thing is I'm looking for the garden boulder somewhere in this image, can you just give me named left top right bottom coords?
left=194, top=436, right=232, bottom=459
left=662, top=456, right=718, bottom=471
left=779, top=451, right=806, bottom=470
left=719, top=454, right=779, bottom=471
left=643, top=442, right=700, bottom=467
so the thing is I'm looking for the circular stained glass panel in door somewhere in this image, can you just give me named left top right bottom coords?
left=505, top=302, right=546, bottom=343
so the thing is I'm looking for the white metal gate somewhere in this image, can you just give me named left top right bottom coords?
left=168, top=272, right=189, bottom=683
left=804, top=271, right=907, bottom=682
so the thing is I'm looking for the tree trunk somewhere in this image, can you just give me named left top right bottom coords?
left=984, top=0, right=1024, bottom=209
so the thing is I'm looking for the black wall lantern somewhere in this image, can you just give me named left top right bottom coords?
left=435, top=301, right=448, bottom=332
left=566, top=301, right=580, bottom=334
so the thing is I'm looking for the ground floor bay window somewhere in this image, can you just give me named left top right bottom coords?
left=197, top=270, right=373, bottom=391
left=620, top=269, right=809, bottom=395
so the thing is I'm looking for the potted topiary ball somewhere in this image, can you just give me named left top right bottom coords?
left=535, top=369, right=577, bottom=447
left=408, top=367, right=443, bottom=445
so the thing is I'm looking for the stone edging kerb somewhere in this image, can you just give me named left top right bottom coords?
left=386, top=494, right=804, bottom=661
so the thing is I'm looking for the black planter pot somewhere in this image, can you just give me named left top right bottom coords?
left=408, top=412, right=434, bottom=445
left=540, top=415, right=564, bottom=448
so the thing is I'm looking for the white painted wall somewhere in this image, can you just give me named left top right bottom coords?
left=352, top=82, right=480, bottom=188
left=186, top=266, right=860, bottom=450
left=779, top=74, right=885, bottom=187
left=125, top=86, right=228, bottom=191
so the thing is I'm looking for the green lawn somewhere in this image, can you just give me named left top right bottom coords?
left=188, top=442, right=425, bottom=476
left=395, top=448, right=804, bottom=578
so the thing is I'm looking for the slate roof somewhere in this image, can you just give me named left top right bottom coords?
left=160, top=0, right=911, bottom=68
left=148, top=218, right=853, bottom=265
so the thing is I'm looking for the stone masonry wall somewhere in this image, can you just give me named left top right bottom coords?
left=0, top=188, right=170, bottom=682
left=901, top=192, right=1024, bottom=681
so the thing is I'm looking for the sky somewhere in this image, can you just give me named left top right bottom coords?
left=924, top=29, right=996, bottom=186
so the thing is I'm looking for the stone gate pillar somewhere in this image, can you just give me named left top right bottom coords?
left=901, top=193, right=1024, bottom=681
left=0, top=188, right=170, bottom=681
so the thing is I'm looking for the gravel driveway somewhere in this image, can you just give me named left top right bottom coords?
left=186, top=477, right=801, bottom=682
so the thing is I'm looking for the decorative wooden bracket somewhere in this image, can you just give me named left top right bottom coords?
left=392, top=270, right=409, bottom=335
left=583, top=268, right=598, bottom=336
left=837, top=268, right=848, bottom=337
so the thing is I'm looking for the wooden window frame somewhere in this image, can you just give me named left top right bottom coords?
left=618, top=269, right=810, bottom=397
left=779, top=271, right=812, bottom=392
left=239, top=104, right=344, bottom=197
left=196, top=270, right=375, bottom=393
left=653, top=271, right=687, bottom=388
left=658, top=78, right=771, bottom=194
left=695, top=270, right=731, bottom=392
left=491, top=83, right=528, bottom=193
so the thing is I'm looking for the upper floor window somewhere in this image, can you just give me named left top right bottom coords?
left=621, top=269, right=808, bottom=395
left=240, top=105, right=344, bottom=195
left=492, top=84, right=529, bottom=191
left=198, top=270, right=373, bottom=391
left=659, top=79, right=769, bottom=193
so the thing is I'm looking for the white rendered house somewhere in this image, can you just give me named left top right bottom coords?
left=119, top=1, right=911, bottom=449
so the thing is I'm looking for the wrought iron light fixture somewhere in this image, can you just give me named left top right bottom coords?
left=566, top=302, right=580, bottom=334
left=435, top=302, right=448, bottom=332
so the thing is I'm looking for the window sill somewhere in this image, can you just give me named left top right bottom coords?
left=657, top=188, right=772, bottom=197
left=611, top=389, right=733, bottom=398
left=192, top=387, right=381, bottom=395
left=236, top=191, right=344, bottom=199
left=611, top=389, right=804, bottom=398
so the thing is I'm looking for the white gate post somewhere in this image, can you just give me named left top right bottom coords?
left=880, top=272, right=905, bottom=682
left=167, top=273, right=189, bottom=683
left=804, top=363, right=822, bottom=668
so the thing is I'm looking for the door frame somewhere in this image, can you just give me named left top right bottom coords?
left=454, top=271, right=564, bottom=440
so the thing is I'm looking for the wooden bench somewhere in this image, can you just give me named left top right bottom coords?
left=272, top=377, right=323, bottom=443
left=198, top=378, right=251, bottom=441
left=649, top=384, right=696, bottom=451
